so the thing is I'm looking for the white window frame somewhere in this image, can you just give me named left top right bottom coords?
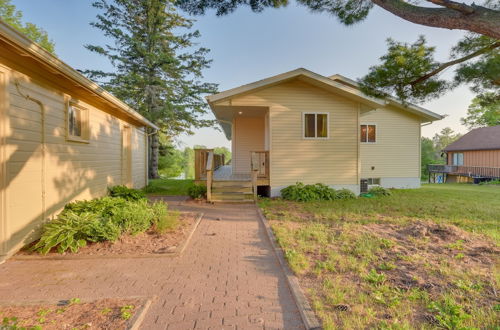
left=302, top=112, right=329, bottom=140
left=363, top=178, right=381, bottom=185
left=360, top=123, right=377, bottom=144
left=66, top=100, right=90, bottom=143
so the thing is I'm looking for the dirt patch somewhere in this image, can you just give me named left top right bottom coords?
left=18, top=212, right=198, bottom=257
left=270, top=218, right=499, bottom=328
left=0, top=298, right=141, bottom=330
left=364, top=220, right=499, bottom=294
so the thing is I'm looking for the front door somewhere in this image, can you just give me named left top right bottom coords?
left=122, top=126, right=132, bottom=187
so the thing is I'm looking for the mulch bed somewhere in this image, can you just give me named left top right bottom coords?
left=0, top=298, right=142, bottom=330
left=17, top=212, right=199, bottom=258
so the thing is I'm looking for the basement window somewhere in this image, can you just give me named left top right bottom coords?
left=67, top=101, right=89, bottom=142
left=303, top=112, right=329, bottom=139
left=366, top=178, right=381, bottom=185
left=360, top=124, right=376, bottom=143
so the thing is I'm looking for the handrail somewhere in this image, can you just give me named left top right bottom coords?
left=206, top=151, right=214, bottom=202
left=250, top=152, right=260, bottom=201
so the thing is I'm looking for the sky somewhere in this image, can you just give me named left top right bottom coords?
left=10, top=0, right=475, bottom=149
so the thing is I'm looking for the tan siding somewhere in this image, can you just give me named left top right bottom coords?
left=229, top=81, right=359, bottom=187
left=232, top=116, right=265, bottom=174
left=1, top=68, right=148, bottom=258
left=448, top=150, right=500, bottom=167
left=360, top=106, right=421, bottom=178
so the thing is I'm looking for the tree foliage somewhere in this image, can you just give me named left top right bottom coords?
left=176, top=0, right=500, bottom=38
left=460, top=93, right=500, bottom=129
left=0, top=0, right=55, bottom=53
left=176, top=0, right=499, bottom=106
left=84, top=0, right=217, bottom=178
left=358, top=34, right=499, bottom=104
left=421, top=127, right=462, bottom=180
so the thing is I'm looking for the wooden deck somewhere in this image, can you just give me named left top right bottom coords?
left=194, top=149, right=269, bottom=202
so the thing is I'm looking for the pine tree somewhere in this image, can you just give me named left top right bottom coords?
left=84, top=0, right=217, bottom=178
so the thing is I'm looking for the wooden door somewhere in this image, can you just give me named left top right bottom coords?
left=122, top=126, right=132, bottom=187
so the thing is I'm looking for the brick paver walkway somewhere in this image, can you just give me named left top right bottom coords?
left=0, top=202, right=305, bottom=329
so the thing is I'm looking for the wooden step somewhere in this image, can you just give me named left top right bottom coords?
left=212, top=186, right=252, bottom=193
left=212, top=180, right=252, bottom=188
left=211, top=192, right=254, bottom=201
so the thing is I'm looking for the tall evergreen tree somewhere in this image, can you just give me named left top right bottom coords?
left=84, top=0, right=217, bottom=178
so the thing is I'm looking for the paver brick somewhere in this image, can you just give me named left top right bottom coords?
left=0, top=202, right=305, bottom=330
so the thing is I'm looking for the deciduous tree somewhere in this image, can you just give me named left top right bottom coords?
left=0, top=0, right=55, bottom=53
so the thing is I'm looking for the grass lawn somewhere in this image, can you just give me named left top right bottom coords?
left=259, top=184, right=499, bottom=329
left=143, top=178, right=194, bottom=196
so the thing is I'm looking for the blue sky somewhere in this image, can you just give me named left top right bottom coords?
left=11, top=0, right=474, bottom=149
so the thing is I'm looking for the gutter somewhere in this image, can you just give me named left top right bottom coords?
left=0, top=20, right=158, bottom=130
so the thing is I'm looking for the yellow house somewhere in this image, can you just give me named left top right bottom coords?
left=0, top=21, right=158, bottom=262
left=196, top=68, right=443, bottom=201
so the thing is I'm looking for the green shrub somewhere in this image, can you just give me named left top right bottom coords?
left=33, top=195, right=178, bottom=253
left=335, top=188, right=357, bottom=200
left=188, top=184, right=207, bottom=199
left=112, top=199, right=154, bottom=235
left=479, top=179, right=500, bottom=185
left=108, top=185, right=146, bottom=201
left=368, top=186, right=392, bottom=196
left=150, top=201, right=179, bottom=233
left=32, top=212, right=121, bottom=254
left=281, top=183, right=337, bottom=202
left=63, top=196, right=127, bottom=217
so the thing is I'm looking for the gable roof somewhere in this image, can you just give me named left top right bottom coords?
left=0, top=20, right=158, bottom=130
left=207, top=69, right=444, bottom=139
left=207, top=68, right=386, bottom=109
left=444, top=125, right=500, bottom=152
left=328, top=74, right=444, bottom=122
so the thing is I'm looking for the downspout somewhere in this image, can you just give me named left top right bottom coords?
left=14, top=81, right=46, bottom=222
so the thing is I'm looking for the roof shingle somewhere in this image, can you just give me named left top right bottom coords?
left=444, top=125, right=500, bottom=151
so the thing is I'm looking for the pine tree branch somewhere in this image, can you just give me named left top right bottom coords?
left=410, top=41, right=500, bottom=86
left=370, top=0, right=500, bottom=39
left=426, top=0, right=474, bottom=15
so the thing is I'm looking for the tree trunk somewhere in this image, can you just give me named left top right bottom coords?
left=371, top=0, right=500, bottom=39
left=149, top=130, right=160, bottom=179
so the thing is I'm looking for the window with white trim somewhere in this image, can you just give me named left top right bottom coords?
left=303, top=113, right=328, bottom=139
left=365, top=178, right=381, bottom=185
left=452, top=153, right=464, bottom=166
left=360, top=124, right=376, bottom=143
left=67, top=101, right=89, bottom=142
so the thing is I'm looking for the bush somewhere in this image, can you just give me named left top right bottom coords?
left=112, top=199, right=155, bottom=235
left=188, top=184, right=207, bottom=199
left=150, top=201, right=179, bottom=233
left=32, top=212, right=121, bottom=254
left=479, top=179, right=500, bottom=185
left=63, top=196, right=128, bottom=217
left=108, top=185, right=146, bottom=201
left=368, top=186, right=392, bottom=196
left=33, top=191, right=179, bottom=254
left=281, top=183, right=340, bottom=202
left=336, top=188, right=357, bottom=200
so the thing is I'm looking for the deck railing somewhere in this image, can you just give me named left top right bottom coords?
left=250, top=151, right=269, bottom=201
left=194, top=149, right=225, bottom=181
left=428, top=164, right=500, bottom=179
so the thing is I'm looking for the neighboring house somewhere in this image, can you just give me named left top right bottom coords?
left=429, top=125, right=500, bottom=183
left=0, top=21, right=157, bottom=262
left=194, top=68, right=443, bottom=201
